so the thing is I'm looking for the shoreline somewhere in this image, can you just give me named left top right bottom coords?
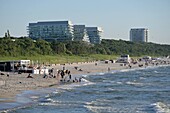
left=0, top=60, right=170, bottom=110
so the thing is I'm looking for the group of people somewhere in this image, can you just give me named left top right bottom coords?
left=25, top=67, right=83, bottom=83
left=43, top=68, right=56, bottom=78
left=56, top=69, right=82, bottom=83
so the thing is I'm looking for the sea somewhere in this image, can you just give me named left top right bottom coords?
left=0, top=65, right=170, bottom=113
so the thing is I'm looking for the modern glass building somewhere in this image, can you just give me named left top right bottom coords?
left=130, top=28, right=148, bottom=42
left=86, top=27, right=103, bottom=44
left=28, top=21, right=74, bottom=41
left=28, top=20, right=103, bottom=44
left=73, top=25, right=89, bottom=42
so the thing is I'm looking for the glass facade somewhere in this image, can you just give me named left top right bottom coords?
left=86, top=27, right=103, bottom=44
left=28, top=21, right=74, bottom=41
left=28, top=21, right=103, bottom=44
left=130, top=28, right=148, bottom=42
left=73, top=25, right=89, bottom=42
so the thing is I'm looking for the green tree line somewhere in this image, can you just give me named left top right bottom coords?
left=0, top=37, right=170, bottom=57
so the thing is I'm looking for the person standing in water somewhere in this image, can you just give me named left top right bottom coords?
left=108, top=67, right=110, bottom=72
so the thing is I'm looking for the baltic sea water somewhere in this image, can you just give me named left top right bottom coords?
left=1, top=65, right=170, bottom=113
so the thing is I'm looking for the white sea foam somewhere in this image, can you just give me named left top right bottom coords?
left=139, top=77, right=146, bottom=80
left=46, top=98, right=56, bottom=103
left=46, top=98, right=52, bottom=101
left=103, top=80, right=110, bottom=83
left=126, top=81, right=143, bottom=86
left=58, top=78, right=94, bottom=90
left=118, top=65, right=167, bottom=74
left=108, top=88, right=116, bottom=91
left=98, top=72, right=105, bottom=75
left=116, top=81, right=123, bottom=84
left=119, top=68, right=143, bottom=73
left=45, top=94, right=50, bottom=98
left=39, top=102, right=57, bottom=106
left=151, top=102, right=170, bottom=113
left=81, top=78, right=95, bottom=86
left=154, top=70, right=159, bottom=73
left=82, top=74, right=88, bottom=77
left=85, top=105, right=141, bottom=113
left=120, top=69, right=131, bottom=72
left=111, top=70, right=120, bottom=73
left=53, top=91, right=59, bottom=94
left=30, top=96, right=39, bottom=99
left=84, top=105, right=117, bottom=113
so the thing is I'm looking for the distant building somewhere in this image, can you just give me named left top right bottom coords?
left=28, top=21, right=74, bottom=41
left=116, top=54, right=131, bottom=63
left=86, top=27, right=103, bottom=44
left=0, top=60, right=30, bottom=72
left=28, top=20, right=103, bottom=44
left=130, top=28, right=148, bottom=42
left=73, top=25, right=89, bottom=42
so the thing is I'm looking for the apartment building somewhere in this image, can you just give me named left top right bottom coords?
left=86, top=27, right=103, bottom=44
left=28, top=20, right=103, bottom=44
left=28, top=21, right=74, bottom=41
left=73, top=25, right=89, bottom=42
left=130, top=28, right=148, bottom=42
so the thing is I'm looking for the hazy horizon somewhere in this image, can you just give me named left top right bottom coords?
left=0, top=0, right=170, bottom=44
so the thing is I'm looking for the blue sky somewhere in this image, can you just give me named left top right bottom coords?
left=0, top=0, right=170, bottom=44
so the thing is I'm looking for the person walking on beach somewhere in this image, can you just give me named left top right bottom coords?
left=27, top=74, right=33, bottom=78
left=61, top=70, right=65, bottom=79
left=128, top=64, right=132, bottom=69
left=69, top=74, right=72, bottom=80
left=108, top=67, right=110, bottom=72
left=68, top=70, right=70, bottom=75
left=79, top=77, right=82, bottom=82
left=7, top=73, right=9, bottom=77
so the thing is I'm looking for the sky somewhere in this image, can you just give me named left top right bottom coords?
left=0, top=0, right=170, bottom=44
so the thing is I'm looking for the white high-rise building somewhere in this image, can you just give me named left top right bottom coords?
left=28, top=21, right=74, bottom=41
left=130, top=28, right=148, bottom=42
left=86, top=27, right=103, bottom=44
left=28, top=20, right=103, bottom=44
left=73, top=25, right=89, bottom=42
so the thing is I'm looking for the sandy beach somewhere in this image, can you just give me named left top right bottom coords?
left=0, top=59, right=170, bottom=104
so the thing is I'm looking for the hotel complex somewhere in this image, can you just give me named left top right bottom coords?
left=73, top=25, right=89, bottom=42
left=28, top=21, right=74, bottom=42
left=86, top=27, right=103, bottom=44
left=28, top=20, right=103, bottom=44
left=130, top=28, right=148, bottom=42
